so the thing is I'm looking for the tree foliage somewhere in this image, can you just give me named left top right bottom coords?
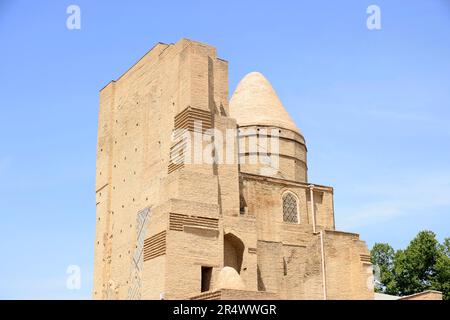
left=370, top=231, right=450, bottom=300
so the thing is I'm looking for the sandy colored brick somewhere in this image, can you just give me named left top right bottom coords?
left=93, top=39, right=439, bottom=300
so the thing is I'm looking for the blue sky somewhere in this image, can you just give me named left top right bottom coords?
left=0, top=0, right=449, bottom=299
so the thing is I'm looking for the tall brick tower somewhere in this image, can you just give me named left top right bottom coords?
left=93, top=39, right=374, bottom=300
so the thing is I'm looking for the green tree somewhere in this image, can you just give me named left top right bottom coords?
left=431, top=238, right=450, bottom=300
left=392, top=231, right=439, bottom=295
left=370, top=231, right=450, bottom=300
left=370, top=243, right=395, bottom=293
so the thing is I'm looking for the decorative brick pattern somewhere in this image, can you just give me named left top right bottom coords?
left=190, top=290, right=222, bottom=300
left=143, top=231, right=166, bottom=262
left=174, top=107, right=212, bottom=133
left=169, top=213, right=219, bottom=231
left=128, top=207, right=151, bottom=299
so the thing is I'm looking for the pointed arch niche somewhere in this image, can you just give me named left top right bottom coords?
left=223, top=233, right=245, bottom=274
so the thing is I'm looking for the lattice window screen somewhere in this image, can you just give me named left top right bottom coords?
left=282, top=192, right=299, bottom=223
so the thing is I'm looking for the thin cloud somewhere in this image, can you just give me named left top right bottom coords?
left=338, top=105, right=450, bottom=136
left=365, top=108, right=435, bottom=122
left=338, top=172, right=450, bottom=229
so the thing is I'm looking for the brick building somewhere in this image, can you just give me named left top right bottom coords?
left=93, top=39, right=440, bottom=300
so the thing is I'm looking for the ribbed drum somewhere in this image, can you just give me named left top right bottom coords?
left=230, top=72, right=307, bottom=182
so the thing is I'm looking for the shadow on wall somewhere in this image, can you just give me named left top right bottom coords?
left=224, top=233, right=244, bottom=273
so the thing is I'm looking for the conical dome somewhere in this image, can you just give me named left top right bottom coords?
left=229, top=72, right=301, bottom=135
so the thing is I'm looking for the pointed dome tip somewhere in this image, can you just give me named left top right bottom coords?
left=229, top=71, right=302, bottom=135
left=239, top=71, right=267, bottom=82
left=245, top=71, right=264, bottom=77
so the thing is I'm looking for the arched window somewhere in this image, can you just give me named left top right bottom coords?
left=282, top=191, right=299, bottom=223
